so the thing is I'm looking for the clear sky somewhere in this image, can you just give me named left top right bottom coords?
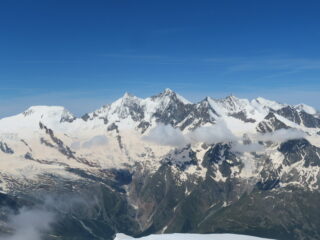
left=0, top=0, right=320, bottom=116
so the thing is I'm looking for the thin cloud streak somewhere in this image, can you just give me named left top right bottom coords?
left=204, top=56, right=320, bottom=72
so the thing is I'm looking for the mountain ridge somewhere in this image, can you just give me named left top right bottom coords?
left=3, top=88, right=317, bottom=120
left=0, top=89, right=319, bottom=240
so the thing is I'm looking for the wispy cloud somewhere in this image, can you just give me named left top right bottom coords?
left=101, top=53, right=187, bottom=65
left=101, top=53, right=166, bottom=60
left=0, top=207, right=55, bottom=240
left=204, top=56, right=320, bottom=72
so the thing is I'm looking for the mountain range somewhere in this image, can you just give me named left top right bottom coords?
left=0, top=88, right=319, bottom=240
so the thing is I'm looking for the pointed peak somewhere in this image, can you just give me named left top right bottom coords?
left=253, top=97, right=286, bottom=110
left=21, top=106, right=76, bottom=122
left=117, top=92, right=141, bottom=103
left=160, top=88, right=176, bottom=97
left=151, top=88, right=192, bottom=104
left=164, top=88, right=174, bottom=94
left=24, top=105, right=69, bottom=114
left=202, top=96, right=212, bottom=102
left=294, top=103, right=317, bottom=115
left=153, top=88, right=176, bottom=98
left=225, top=94, right=240, bottom=101
left=122, top=92, right=134, bottom=99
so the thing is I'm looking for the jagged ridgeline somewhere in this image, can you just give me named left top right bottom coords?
left=0, top=89, right=319, bottom=240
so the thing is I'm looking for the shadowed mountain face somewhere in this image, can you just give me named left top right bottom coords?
left=0, top=89, right=319, bottom=240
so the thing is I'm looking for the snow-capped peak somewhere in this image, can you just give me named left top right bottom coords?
left=164, top=88, right=173, bottom=94
left=121, top=92, right=139, bottom=100
left=206, top=95, right=251, bottom=115
left=152, top=88, right=191, bottom=104
left=176, top=93, right=192, bottom=105
left=295, top=103, right=317, bottom=115
left=0, top=105, right=76, bottom=134
left=252, top=97, right=286, bottom=111
left=22, top=105, right=76, bottom=122
left=156, top=88, right=176, bottom=99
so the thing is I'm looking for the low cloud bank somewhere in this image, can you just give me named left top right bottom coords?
left=254, top=129, right=306, bottom=143
left=142, top=124, right=187, bottom=147
left=143, top=122, right=308, bottom=153
left=187, top=120, right=237, bottom=144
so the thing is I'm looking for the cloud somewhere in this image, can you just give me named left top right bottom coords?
left=204, top=56, right=320, bottom=72
left=143, top=121, right=236, bottom=147
left=0, top=207, right=55, bottom=240
left=102, top=53, right=166, bottom=60
left=231, top=142, right=265, bottom=153
left=0, top=193, right=97, bottom=240
left=71, top=135, right=108, bottom=149
left=255, top=129, right=306, bottom=143
left=143, top=122, right=308, bottom=154
left=82, top=135, right=108, bottom=148
left=143, top=124, right=187, bottom=147
left=232, top=129, right=307, bottom=152
left=186, top=120, right=236, bottom=144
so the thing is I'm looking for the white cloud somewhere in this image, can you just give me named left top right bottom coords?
left=143, top=121, right=236, bottom=147
left=0, top=207, right=55, bottom=240
left=186, top=120, right=236, bottom=144
left=71, top=135, right=108, bottom=149
left=255, top=129, right=306, bottom=143
left=82, top=135, right=108, bottom=148
left=143, top=124, right=187, bottom=147
left=231, top=142, right=265, bottom=153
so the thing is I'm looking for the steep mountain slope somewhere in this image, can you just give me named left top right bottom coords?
left=0, top=89, right=319, bottom=240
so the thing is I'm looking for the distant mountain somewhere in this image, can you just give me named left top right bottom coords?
left=0, top=89, right=319, bottom=240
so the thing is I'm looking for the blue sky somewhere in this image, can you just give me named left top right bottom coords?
left=0, top=0, right=320, bottom=116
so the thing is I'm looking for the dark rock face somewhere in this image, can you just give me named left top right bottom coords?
left=276, top=106, right=320, bottom=128
left=202, top=143, right=235, bottom=166
left=178, top=99, right=218, bottom=130
left=111, top=169, right=133, bottom=185
left=257, top=112, right=290, bottom=133
left=0, top=142, right=14, bottom=154
left=81, top=113, right=90, bottom=121
left=137, top=121, right=151, bottom=133
left=40, top=122, right=76, bottom=159
left=229, top=111, right=256, bottom=123
left=152, top=93, right=193, bottom=127
left=256, top=179, right=280, bottom=190
left=120, top=96, right=145, bottom=122
left=299, top=111, right=320, bottom=128
left=276, top=106, right=302, bottom=125
left=162, top=146, right=198, bottom=170
left=279, top=139, right=320, bottom=167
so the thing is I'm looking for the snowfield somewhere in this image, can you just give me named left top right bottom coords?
left=114, top=233, right=274, bottom=240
